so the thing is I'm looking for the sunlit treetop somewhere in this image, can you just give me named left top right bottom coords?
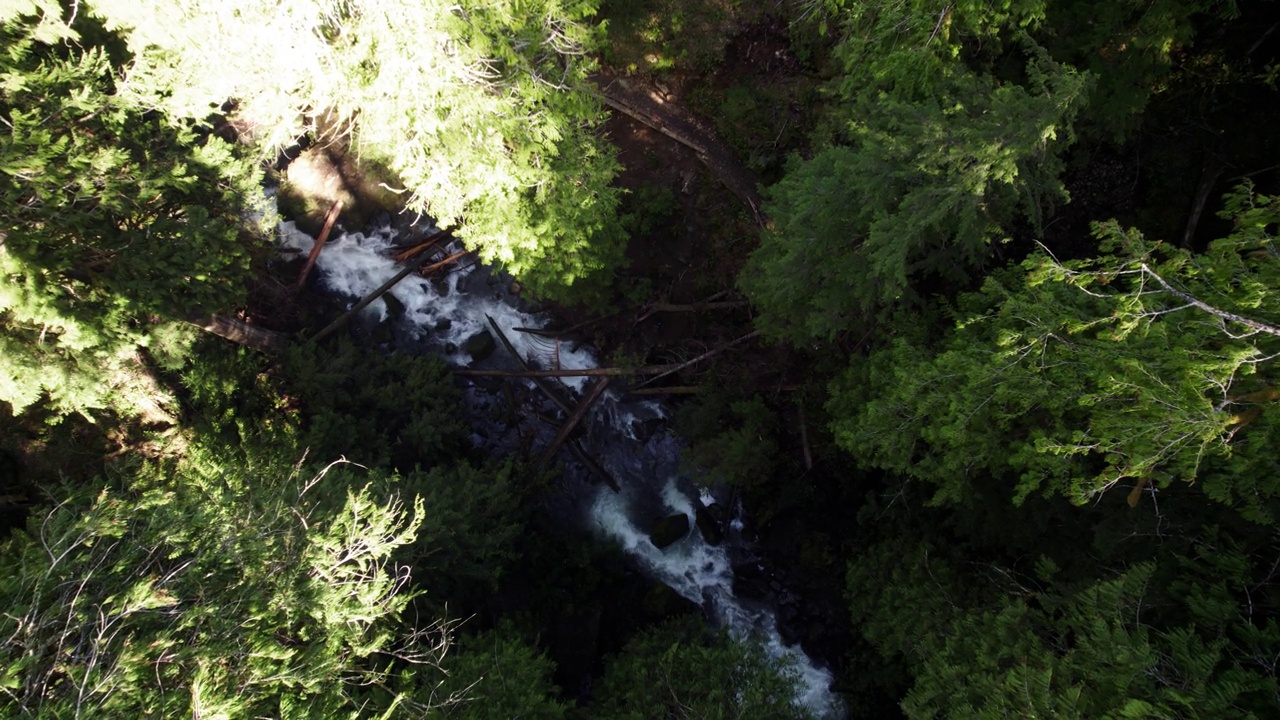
left=86, top=0, right=625, bottom=297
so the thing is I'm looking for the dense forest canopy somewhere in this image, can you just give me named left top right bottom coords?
left=4, top=0, right=1280, bottom=717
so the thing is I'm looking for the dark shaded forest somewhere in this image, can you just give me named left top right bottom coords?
left=4, top=0, right=1280, bottom=717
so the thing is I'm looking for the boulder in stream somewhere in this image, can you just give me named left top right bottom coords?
left=649, top=513, right=690, bottom=550
left=695, top=503, right=725, bottom=546
left=382, top=291, right=405, bottom=319
left=462, top=329, right=496, bottom=361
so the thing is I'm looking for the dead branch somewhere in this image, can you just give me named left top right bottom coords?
left=453, top=364, right=683, bottom=379
left=392, top=227, right=452, bottom=264
left=310, top=251, right=462, bottom=345
left=628, top=330, right=762, bottom=391
left=189, top=314, right=289, bottom=355
left=1139, top=263, right=1280, bottom=337
left=536, top=377, right=611, bottom=470
left=295, top=200, right=343, bottom=291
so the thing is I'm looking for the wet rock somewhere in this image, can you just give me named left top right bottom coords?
left=649, top=513, right=689, bottom=550
left=382, top=291, right=405, bottom=319
left=371, top=320, right=394, bottom=345
left=779, top=602, right=800, bottom=625
left=435, top=318, right=452, bottom=332
left=445, top=341, right=458, bottom=354
left=643, top=582, right=697, bottom=618
left=630, top=417, right=666, bottom=443
left=431, top=276, right=451, bottom=297
left=695, top=503, right=725, bottom=546
left=462, top=330, right=496, bottom=361
left=731, top=561, right=771, bottom=602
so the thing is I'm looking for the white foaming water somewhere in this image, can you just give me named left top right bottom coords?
left=591, top=480, right=840, bottom=718
left=280, top=221, right=598, bottom=390
left=284, top=221, right=841, bottom=717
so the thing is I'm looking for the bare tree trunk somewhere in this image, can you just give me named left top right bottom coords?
left=309, top=251, right=465, bottom=345
left=628, top=330, right=762, bottom=391
left=536, top=377, right=611, bottom=470
left=189, top=314, right=289, bottom=355
left=295, top=200, right=343, bottom=291
left=453, top=365, right=683, bottom=379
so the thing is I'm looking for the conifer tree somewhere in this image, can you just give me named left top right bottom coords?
left=742, top=0, right=1086, bottom=343
left=831, top=184, right=1280, bottom=519
left=87, top=0, right=625, bottom=298
left=0, top=8, right=266, bottom=417
left=0, top=441, right=453, bottom=718
left=589, top=617, right=817, bottom=720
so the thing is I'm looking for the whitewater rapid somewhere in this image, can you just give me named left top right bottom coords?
left=281, top=221, right=842, bottom=718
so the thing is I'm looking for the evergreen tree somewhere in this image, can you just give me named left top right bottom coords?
left=1040, top=0, right=1243, bottom=139
left=742, top=0, right=1087, bottom=343
left=87, top=0, right=626, bottom=298
left=589, top=617, right=817, bottom=720
left=831, top=184, right=1280, bottom=519
left=849, top=537, right=1280, bottom=718
left=0, top=8, right=266, bottom=417
left=0, top=440, right=453, bottom=718
left=433, top=626, right=568, bottom=720
left=282, top=339, right=468, bottom=471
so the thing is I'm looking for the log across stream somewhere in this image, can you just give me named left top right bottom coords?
left=281, top=220, right=844, bottom=718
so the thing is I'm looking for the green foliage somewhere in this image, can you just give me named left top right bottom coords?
left=87, top=0, right=625, bottom=300
left=176, top=340, right=294, bottom=441
left=590, top=617, right=816, bottom=720
left=395, top=460, right=526, bottom=614
left=1040, top=0, right=1241, bottom=140
left=283, top=339, right=467, bottom=471
left=849, top=539, right=1280, bottom=719
left=599, top=0, right=756, bottom=76
left=694, top=80, right=819, bottom=178
left=434, top=625, right=567, bottom=720
left=0, top=439, right=449, bottom=718
left=743, top=1, right=1088, bottom=343
left=831, top=184, right=1280, bottom=518
left=846, top=497, right=1280, bottom=720
left=677, top=393, right=779, bottom=489
left=0, top=11, right=267, bottom=417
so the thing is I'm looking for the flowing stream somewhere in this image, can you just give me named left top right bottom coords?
left=281, top=221, right=843, bottom=718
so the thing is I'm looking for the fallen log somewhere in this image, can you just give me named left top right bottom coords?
left=453, top=364, right=682, bottom=379
left=294, top=200, right=343, bottom=291
left=391, top=227, right=451, bottom=263
left=624, top=386, right=703, bottom=396
left=567, top=440, right=622, bottom=492
left=488, top=317, right=623, bottom=492
left=418, top=250, right=468, bottom=276
left=189, top=314, right=289, bottom=355
left=513, top=305, right=636, bottom=339
left=635, top=299, right=748, bottom=324
left=309, top=250, right=463, bottom=345
left=628, top=330, right=762, bottom=391
left=1182, top=158, right=1226, bottom=248
left=650, top=300, right=749, bottom=312
left=487, top=315, right=572, bottom=415
left=536, top=377, right=612, bottom=470
left=797, top=402, right=813, bottom=471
